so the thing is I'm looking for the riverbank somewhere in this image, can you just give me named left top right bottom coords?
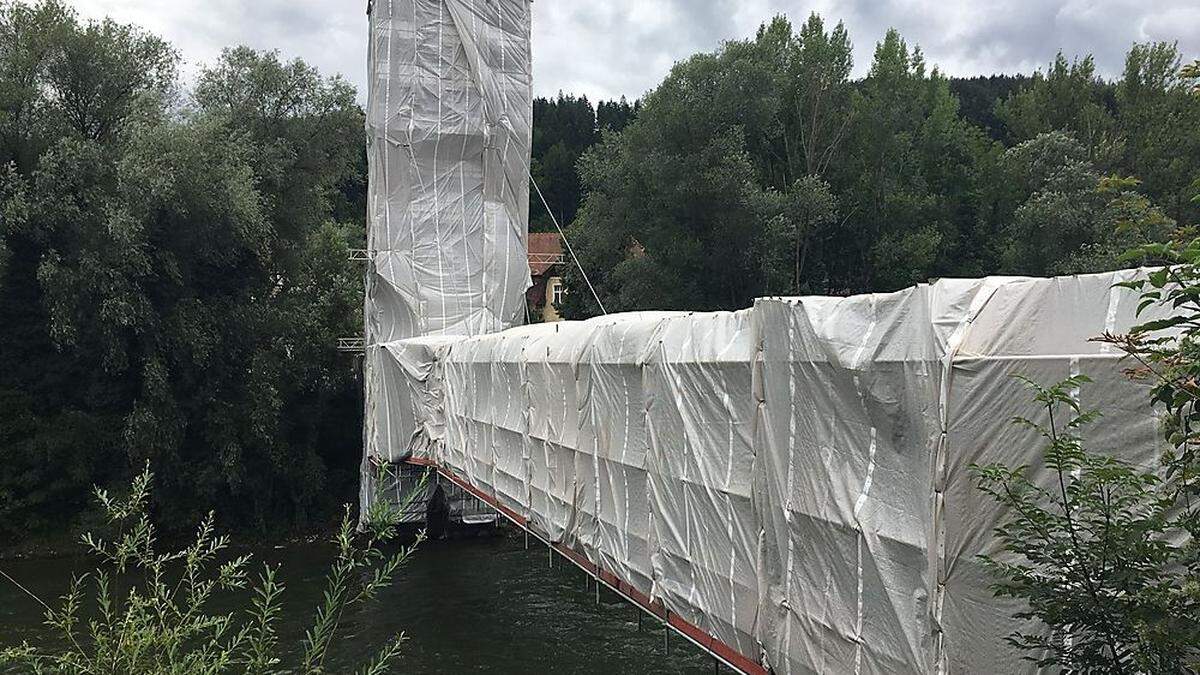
left=0, top=516, right=349, bottom=562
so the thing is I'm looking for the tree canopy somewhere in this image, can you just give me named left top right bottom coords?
left=556, top=14, right=1200, bottom=318
left=0, top=1, right=365, bottom=538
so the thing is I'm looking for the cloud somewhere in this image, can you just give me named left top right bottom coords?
left=64, top=0, right=1200, bottom=103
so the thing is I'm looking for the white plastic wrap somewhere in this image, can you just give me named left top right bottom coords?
left=938, top=270, right=1161, bottom=674
left=376, top=270, right=1163, bottom=672
left=363, top=0, right=533, bottom=465
left=644, top=310, right=760, bottom=661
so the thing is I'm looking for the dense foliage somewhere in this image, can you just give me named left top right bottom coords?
left=529, top=93, right=637, bottom=230
left=556, top=14, right=1200, bottom=317
left=0, top=1, right=365, bottom=539
left=973, top=377, right=1195, bottom=671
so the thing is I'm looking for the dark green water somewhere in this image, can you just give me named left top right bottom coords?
left=1, top=529, right=717, bottom=673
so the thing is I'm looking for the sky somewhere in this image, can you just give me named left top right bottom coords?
left=68, top=0, right=1200, bottom=103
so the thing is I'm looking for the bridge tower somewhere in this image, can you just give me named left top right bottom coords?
left=361, top=0, right=534, bottom=519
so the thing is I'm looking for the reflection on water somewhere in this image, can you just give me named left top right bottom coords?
left=2, top=528, right=717, bottom=673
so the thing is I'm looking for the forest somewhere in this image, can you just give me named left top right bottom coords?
left=558, top=15, right=1200, bottom=317
left=1, top=0, right=1197, bottom=544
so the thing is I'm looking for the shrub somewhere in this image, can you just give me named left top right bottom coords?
left=1, top=465, right=426, bottom=674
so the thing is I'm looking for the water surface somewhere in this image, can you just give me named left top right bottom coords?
left=2, top=529, right=718, bottom=673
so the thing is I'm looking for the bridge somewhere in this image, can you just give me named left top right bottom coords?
left=359, top=2, right=1159, bottom=672
left=368, top=272, right=1158, bottom=674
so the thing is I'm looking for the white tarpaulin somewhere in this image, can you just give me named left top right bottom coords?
left=375, top=270, right=1163, bottom=673
left=363, top=0, right=533, bottom=471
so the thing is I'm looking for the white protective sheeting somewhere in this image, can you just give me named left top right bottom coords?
left=376, top=270, right=1162, bottom=673
left=753, top=279, right=1002, bottom=674
left=363, top=0, right=533, bottom=466
left=644, top=310, right=760, bottom=660
left=937, top=270, right=1162, bottom=674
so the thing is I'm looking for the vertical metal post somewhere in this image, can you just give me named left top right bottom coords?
left=524, top=528, right=529, bottom=550
left=664, top=623, right=669, bottom=654
left=548, top=543, right=553, bottom=568
left=594, top=575, right=600, bottom=603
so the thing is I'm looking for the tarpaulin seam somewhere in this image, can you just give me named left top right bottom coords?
left=619, top=323, right=634, bottom=577
left=434, top=3, right=447, bottom=331
left=1102, top=268, right=1134, bottom=354
left=932, top=279, right=1007, bottom=675
left=781, top=307, right=797, bottom=669
left=406, top=1, right=423, bottom=333
left=496, top=0, right=513, bottom=327
left=381, top=0, right=393, bottom=257
left=724, top=385, right=737, bottom=659
left=1069, top=356, right=1082, bottom=481
left=457, top=8, right=475, bottom=336
left=850, top=293, right=879, bottom=675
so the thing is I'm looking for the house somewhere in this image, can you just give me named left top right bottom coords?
left=527, top=232, right=565, bottom=321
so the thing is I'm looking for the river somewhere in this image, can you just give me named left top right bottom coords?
left=1, top=528, right=718, bottom=673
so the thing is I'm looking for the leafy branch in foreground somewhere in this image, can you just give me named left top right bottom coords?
left=972, top=376, right=1195, bottom=672
left=0, top=464, right=427, bottom=674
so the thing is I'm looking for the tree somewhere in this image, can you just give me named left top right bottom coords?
left=1183, top=59, right=1200, bottom=94
left=528, top=93, right=639, bottom=230
left=999, top=131, right=1173, bottom=275
left=996, top=53, right=1119, bottom=165
left=757, top=175, right=837, bottom=294
left=192, top=47, right=364, bottom=244
left=948, top=75, right=1030, bottom=140
left=0, top=0, right=70, bottom=171
left=0, top=1, right=191, bottom=538
left=974, top=179, right=1200, bottom=673
left=595, top=96, right=638, bottom=133
left=0, top=2, right=366, bottom=539
left=785, top=13, right=853, bottom=179
left=562, top=120, right=763, bottom=317
left=562, top=14, right=857, bottom=316
left=832, top=29, right=993, bottom=292
left=1116, top=42, right=1200, bottom=225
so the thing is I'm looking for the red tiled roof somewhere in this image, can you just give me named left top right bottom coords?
left=528, top=232, right=563, bottom=276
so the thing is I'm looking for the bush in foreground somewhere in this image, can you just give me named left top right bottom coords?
left=1, top=466, right=425, bottom=674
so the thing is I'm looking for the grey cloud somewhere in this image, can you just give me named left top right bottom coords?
left=68, top=0, right=1199, bottom=104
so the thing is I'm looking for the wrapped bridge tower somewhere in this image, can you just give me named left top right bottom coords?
left=361, top=0, right=533, bottom=519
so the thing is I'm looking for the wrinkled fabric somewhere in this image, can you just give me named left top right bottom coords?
left=372, top=270, right=1164, bottom=673
left=363, top=0, right=533, bottom=468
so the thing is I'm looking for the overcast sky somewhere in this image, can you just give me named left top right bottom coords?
left=69, top=0, right=1199, bottom=103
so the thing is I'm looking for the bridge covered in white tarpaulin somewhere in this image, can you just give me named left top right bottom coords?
left=360, top=1, right=1161, bottom=672
left=373, top=271, right=1161, bottom=674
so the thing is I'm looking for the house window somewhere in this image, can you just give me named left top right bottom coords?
left=551, top=279, right=565, bottom=307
